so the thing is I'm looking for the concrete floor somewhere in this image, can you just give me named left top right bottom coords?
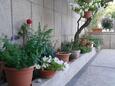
left=66, top=49, right=115, bottom=86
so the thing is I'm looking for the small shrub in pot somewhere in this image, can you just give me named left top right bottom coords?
left=56, top=42, right=72, bottom=62
left=35, top=56, right=67, bottom=78
left=69, top=42, right=81, bottom=61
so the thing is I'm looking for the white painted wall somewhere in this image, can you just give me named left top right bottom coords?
left=0, top=0, right=80, bottom=48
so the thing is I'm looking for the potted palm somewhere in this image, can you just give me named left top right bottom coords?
left=35, top=56, right=66, bottom=78
left=56, top=42, right=72, bottom=62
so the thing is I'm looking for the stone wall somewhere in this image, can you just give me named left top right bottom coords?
left=0, top=0, right=80, bottom=48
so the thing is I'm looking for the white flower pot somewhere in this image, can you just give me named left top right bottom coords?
left=69, top=50, right=81, bottom=61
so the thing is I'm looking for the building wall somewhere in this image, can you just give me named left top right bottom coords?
left=0, top=0, right=80, bottom=48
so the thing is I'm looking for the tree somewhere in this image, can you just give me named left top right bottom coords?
left=71, top=0, right=113, bottom=43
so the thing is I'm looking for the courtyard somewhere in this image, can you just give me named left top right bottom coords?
left=0, top=0, right=115, bottom=86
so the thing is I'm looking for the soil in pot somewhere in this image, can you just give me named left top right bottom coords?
left=56, top=52, right=71, bottom=62
left=69, top=50, right=81, bottom=62
left=39, top=70, right=56, bottom=78
left=4, top=66, right=34, bottom=86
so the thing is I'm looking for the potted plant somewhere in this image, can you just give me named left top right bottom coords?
left=1, top=19, right=42, bottom=86
left=69, top=42, right=81, bottom=62
left=70, top=0, right=111, bottom=45
left=79, top=37, right=92, bottom=53
left=87, top=35, right=102, bottom=47
left=101, top=17, right=113, bottom=31
left=56, top=42, right=72, bottom=62
left=92, top=27, right=102, bottom=32
left=1, top=38, right=37, bottom=86
left=35, top=56, right=67, bottom=78
left=79, top=45, right=91, bottom=53
left=25, top=23, right=57, bottom=79
left=89, top=11, right=102, bottom=32
left=72, top=0, right=100, bottom=19
left=85, top=35, right=103, bottom=51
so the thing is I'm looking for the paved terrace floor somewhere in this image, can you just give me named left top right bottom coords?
left=66, top=49, right=115, bottom=86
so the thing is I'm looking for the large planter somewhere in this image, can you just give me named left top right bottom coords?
left=56, top=52, right=71, bottom=62
left=4, top=66, right=34, bottom=86
left=39, top=70, right=56, bottom=78
left=69, top=50, right=81, bottom=62
left=84, top=11, right=92, bottom=19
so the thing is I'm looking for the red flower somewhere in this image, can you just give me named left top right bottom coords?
left=26, top=19, right=32, bottom=25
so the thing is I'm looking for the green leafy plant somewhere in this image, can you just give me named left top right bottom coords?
left=35, top=56, right=66, bottom=71
left=79, top=45, right=91, bottom=53
left=61, top=42, right=72, bottom=53
left=101, top=17, right=113, bottom=30
left=1, top=22, right=54, bottom=70
left=1, top=38, right=37, bottom=70
left=25, top=23, right=54, bottom=65
left=71, top=0, right=112, bottom=43
left=72, top=42, right=80, bottom=51
left=73, top=0, right=102, bottom=16
left=85, top=35, right=102, bottom=48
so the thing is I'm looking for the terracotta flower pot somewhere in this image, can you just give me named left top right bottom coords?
left=56, top=52, right=71, bottom=62
left=92, top=28, right=102, bottom=32
left=39, top=70, right=56, bottom=78
left=69, top=50, right=81, bottom=62
left=84, top=11, right=92, bottom=19
left=4, top=66, right=34, bottom=86
left=0, top=61, right=4, bottom=73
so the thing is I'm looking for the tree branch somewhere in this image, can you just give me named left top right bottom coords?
left=77, top=16, right=82, bottom=30
left=78, top=17, right=92, bottom=34
left=74, top=17, right=92, bottom=42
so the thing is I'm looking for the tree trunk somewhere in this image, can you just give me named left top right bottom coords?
left=74, top=17, right=92, bottom=43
